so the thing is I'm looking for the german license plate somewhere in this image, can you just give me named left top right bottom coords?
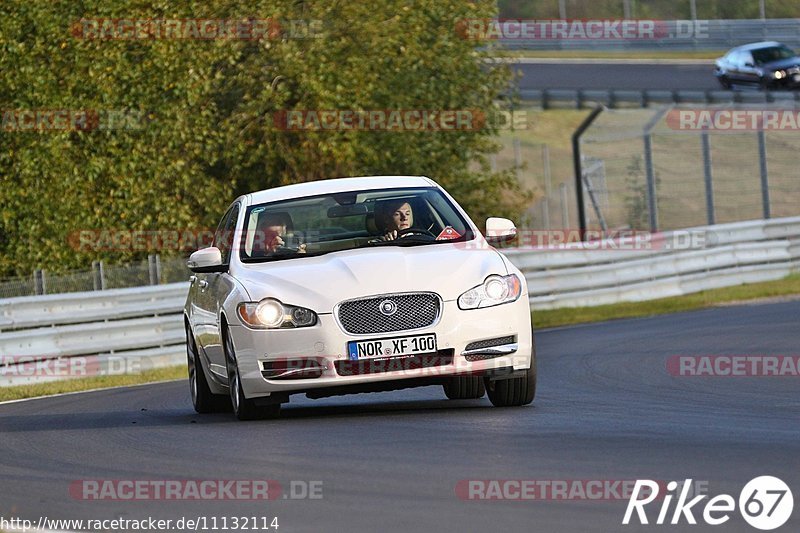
left=347, top=333, right=437, bottom=361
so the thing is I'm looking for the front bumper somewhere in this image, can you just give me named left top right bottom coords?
left=228, top=296, right=533, bottom=399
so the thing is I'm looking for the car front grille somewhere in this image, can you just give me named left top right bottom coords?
left=336, top=292, right=441, bottom=335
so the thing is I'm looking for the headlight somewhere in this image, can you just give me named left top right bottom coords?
left=237, top=298, right=317, bottom=329
left=774, top=70, right=786, bottom=79
left=458, top=274, right=522, bottom=310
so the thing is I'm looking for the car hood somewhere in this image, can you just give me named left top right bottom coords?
left=761, top=57, right=800, bottom=70
left=233, top=243, right=508, bottom=313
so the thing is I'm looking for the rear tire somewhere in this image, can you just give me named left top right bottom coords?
left=187, top=323, right=230, bottom=413
left=443, top=376, right=485, bottom=399
left=223, top=325, right=280, bottom=421
left=485, top=340, right=537, bottom=407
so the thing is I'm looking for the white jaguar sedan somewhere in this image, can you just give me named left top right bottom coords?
left=184, top=176, right=535, bottom=419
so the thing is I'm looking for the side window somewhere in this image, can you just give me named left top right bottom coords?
left=213, top=203, right=240, bottom=265
left=741, top=52, right=754, bottom=66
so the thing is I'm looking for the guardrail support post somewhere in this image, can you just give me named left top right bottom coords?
left=757, top=130, right=771, bottom=219
left=573, top=106, right=605, bottom=238
left=701, top=132, right=716, bottom=225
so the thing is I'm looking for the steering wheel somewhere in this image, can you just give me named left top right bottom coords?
left=396, top=227, right=437, bottom=239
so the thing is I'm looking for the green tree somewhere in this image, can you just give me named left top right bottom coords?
left=0, top=0, right=527, bottom=276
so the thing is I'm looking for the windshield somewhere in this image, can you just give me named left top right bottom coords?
left=751, top=45, right=796, bottom=64
left=239, top=187, right=475, bottom=263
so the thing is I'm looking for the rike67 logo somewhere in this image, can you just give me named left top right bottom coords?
left=624, top=477, right=793, bottom=530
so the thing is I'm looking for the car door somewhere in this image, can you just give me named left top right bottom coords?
left=204, top=202, right=241, bottom=378
left=738, top=51, right=762, bottom=85
left=193, top=203, right=238, bottom=379
left=726, top=51, right=745, bottom=83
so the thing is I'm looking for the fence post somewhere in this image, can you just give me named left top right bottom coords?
left=542, top=144, right=552, bottom=230
left=33, top=269, right=45, bottom=295
left=33, top=268, right=44, bottom=296
left=572, top=105, right=605, bottom=238
left=148, top=254, right=159, bottom=285
left=641, top=106, right=670, bottom=232
left=559, top=183, right=569, bottom=229
left=644, top=134, right=659, bottom=232
left=513, top=138, right=522, bottom=181
left=701, top=132, right=716, bottom=225
left=92, top=261, right=102, bottom=291
left=757, top=130, right=771, bottom=219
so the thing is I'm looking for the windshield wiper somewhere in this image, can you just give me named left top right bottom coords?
left=242, top=250, right=326, bottom=263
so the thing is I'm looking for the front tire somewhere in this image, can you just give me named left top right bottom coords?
left=223, top=325, right=280, bottom=421
left=187, top=323, right=230, bottom=413
left=485, top=340, right=537, bottom=407
left=443, top=376, right=485, bottom=399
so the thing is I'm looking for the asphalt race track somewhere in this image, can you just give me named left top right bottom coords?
left=1, top=300, right=798, bottom=532
left=515, top=60, right=720, bottom=91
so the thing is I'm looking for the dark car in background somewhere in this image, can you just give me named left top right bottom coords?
left=714, top=41, right=800, bottom=89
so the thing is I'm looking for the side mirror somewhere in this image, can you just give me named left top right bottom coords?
left=187, top=247, right=226, bottom=273
left=744, top=61, right=755, bottom=68
left=485, top=217, right=517, bottom=245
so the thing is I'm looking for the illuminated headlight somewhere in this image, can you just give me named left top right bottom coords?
left=774, top=70, right=786, bottom=79
left=458, top=274, right=522, bottom=310
left=237, top=299, right=317, bottom=329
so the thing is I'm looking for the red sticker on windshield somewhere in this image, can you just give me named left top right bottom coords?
left=436, top=226, right=462, bottom=240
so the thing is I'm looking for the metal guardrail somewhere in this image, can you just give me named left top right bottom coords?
left=505, top=217, right=800, bottom=309
left=0, top=283, right=188, bottom=331
left=0, top=284, right=188, bottom=387
left=499, top=19, right=800, bottom=51
left=0, top=217, right=798, bottom=385
left=520, top=88, right=800, bottom=109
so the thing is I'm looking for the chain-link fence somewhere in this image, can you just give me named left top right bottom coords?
left=497, top=104, right=800, bottom=233
left=0, top=255, right=190, bottom=299
left=578, top=105, right=800, bottom=231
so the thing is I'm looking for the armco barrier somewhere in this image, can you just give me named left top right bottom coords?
left=505, top=217, right=800, bottom=309
left=498, top=19, right=800, bottom=52
left=0, top=216, right=798, bottom=385
left=519, top=88, right=800, bottom=109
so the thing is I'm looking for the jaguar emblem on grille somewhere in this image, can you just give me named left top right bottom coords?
left=379, top=299, right=398, bottom=316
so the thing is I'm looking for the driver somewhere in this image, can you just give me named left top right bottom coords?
left=255, top=212, right=306, bottom=254
left=375, top=199, right=414, bottom=241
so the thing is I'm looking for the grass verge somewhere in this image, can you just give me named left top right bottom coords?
left=0, top=365, right=186, bottom=403
left=533, top=274, right=800, bottom=329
